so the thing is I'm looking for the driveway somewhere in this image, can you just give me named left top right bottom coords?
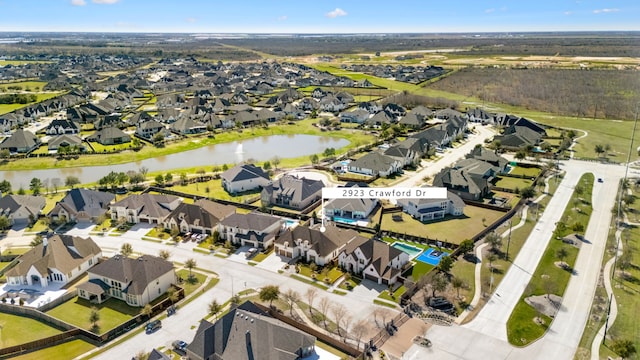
left=255, top=252, right=290, bottom=272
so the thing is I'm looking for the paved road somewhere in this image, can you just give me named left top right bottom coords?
left=71, top=227, right=388, bottom=359
left=403, top=160, right=626, bottom=360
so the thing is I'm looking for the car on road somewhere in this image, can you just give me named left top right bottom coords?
left=597, top=178, right=603, bottom=183
left=172, top=340, right=188, bottom=352
left=145, top=319, right=162, bottom=333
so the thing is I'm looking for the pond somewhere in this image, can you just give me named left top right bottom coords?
left=1, top=134, right=349, bottom=187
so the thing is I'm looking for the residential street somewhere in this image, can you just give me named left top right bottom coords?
left=69, top=227, right=387, bottom=359
left=403, top=160, right=626, bottom=360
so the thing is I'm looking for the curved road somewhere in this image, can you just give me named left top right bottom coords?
left=404, top=160, right=626, bottom=360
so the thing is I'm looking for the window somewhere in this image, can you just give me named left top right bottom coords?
left=89, top=259, right=93, bottom=266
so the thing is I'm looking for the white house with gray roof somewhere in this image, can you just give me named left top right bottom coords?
left=397, top=189, right=465, bottom=222
left=76, top=254, right=175, bottom=307
left=0, top=194, right=46, bottom=226
left=218, top=212, right=283, bottom=249
left=347, top=151, right=402, bottom=177
left=261, top=175, right=323, bottom=211
left=275, top=224, right=363, bottom=266
left=110, top=194, right=182, bottom=224
left=323, top=197, right=378, bottom=221
left=221, top=164, right=271, bottom=194
left=338, top=237, right=409, bottom=285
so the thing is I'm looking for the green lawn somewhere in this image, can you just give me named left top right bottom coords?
left=506, top=173, right=593, bottom=345
left=0, top=312, right=62, bottom=347
left=46, top=296, right=138, bottom=333
left=309, top=64, right=419, bottom=92
left=379, top=205, right=505, bottom=245
left=177, top=269, right=207, bottom=296
left=0, top=81, right=48, bottom=91
left=509, top=166, right=542, bottom=177
left=11, top=339, right=95, bottom=360
left=0, top=92, right=63, bottom=115
left=377, top=285, right=407, bottom=303
left=493, top=177, right=534, bottom=191
left=169, top=180, right=260, bottom=202
left=450, top=255, right=476, bottom=315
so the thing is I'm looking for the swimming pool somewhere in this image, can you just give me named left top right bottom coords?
left=391, top=242, right=424, bottom=258
left=415, top=248, right=449, bottom=266
left=284, top=219, right=299, bottom=228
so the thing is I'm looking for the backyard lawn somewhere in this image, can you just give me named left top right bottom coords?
left=0, top=312, right=62, bottom=347
left=493, top=176, right=534, bottom=191
left=509, top=166, right=542, bottom=177
left=46, top=296, right=138, bottom=333
left=379, top=205, right=505, bottom=245
left=11, top=339, right=95, bottom=360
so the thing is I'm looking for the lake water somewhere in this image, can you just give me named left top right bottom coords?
left=1, top=134, right=349, bottom=187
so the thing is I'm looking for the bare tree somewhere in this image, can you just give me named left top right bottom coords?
left=305, top=288, right=318, bottom=317
left=283, top=289, right=300, bottom=316
left=158, top=249, right=171, bottom=260
left=331, top=304, right=348, bottom=337
left=352, top=320, right=371, bottom=350
left=318, top=297, right=331, bottom=329
left=372, top=307, right=384, bottom=328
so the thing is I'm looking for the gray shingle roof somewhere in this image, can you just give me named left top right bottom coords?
left=262, top=175, right=323, bottom=206
left=49, top=188, right=115, bottom=219
left=221, top=164, right=270, bottom=183
left=220, top=212, right=282, bottom=232
left=276, top=224, right=361, bottom=258
left=87, top=255, right=174, bottom=296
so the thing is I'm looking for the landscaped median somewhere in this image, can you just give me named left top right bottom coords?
left=506, top=173, right=594, bottom=346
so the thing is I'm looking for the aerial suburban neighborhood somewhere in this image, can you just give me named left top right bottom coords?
left=0, top=5, right=638, bottom=360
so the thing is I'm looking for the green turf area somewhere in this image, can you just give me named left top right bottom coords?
left=46, top=296, right=138, bottom=333
left=493, top=176, right=534, bottom=191
left=0, top=81, right=48, bottom=91
left=11, top=338, right=95, bottom=360
left=0, top=312, right=62, bottom=347
left=177, top=269, right=207, bottom=296
left=509, top=166, right=541, bottom=177
left=377, top=285, right=406, bottom=303
left=506, top=173, right=593, bottom=346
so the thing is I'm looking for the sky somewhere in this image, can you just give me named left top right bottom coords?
left=0, top=0, right=638, bottom=33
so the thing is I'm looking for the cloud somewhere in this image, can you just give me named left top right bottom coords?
left=593, top=8, right=619, bottom=14
left=325, top=8, right=347, bottom=18
left=484, top=8, right=495, bottom=13
left=92, top=0, right=121, bottom=4
left=185, top=17, right=197, bottom=23
left=564, top=11, right=573, bottom=15
left=71, top=0, right=86, bottom=5
left=277, top=15, right=288, bottom=21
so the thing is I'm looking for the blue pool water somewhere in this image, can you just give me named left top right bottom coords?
left=284, top=219, right=299, bottom=228
left=333, top=216, right=359, bottom=224
left=416, top=248, right=449, bottom=266
left=391, top=242, right=423, bottom=258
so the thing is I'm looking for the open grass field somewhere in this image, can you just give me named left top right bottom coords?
left=176, top=269, right=208, bottom=296
left=11, top=338, right=95, bottom=360
left=0, top=119, right=375, bottom=171
left=0, top=92, right=64, bottom=115
left=309, top=64, right=420, bottom=92
left=46, top=296, right=138, bottom=333
left=509, top=166, right=541, bottom=178
left=0, top=312, right=62, bottom=347
left=506, top=173, right=593, bottom=346
left=0, top=81, right=48, bottom=91
left=379, top=205, right=505, bottom=245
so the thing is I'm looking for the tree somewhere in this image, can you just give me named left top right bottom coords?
left=310, top=154, right=319, bottom=165
left=89, top=307, right=100, bottom=332
left=305, top=288, right=317, bottom=317
left=486, top=232, right=502, bottom=252
left=438, top=255, right=453, bottom=273
left=65, top=176, right=81, bottom=189
left=158, top=249, right=171, bottom=260
left=29, top=177, right=42, bottom=195
left=611, top=339, right=636, bottom=359
left=208, top=299, right=222, bottom=320
left=514, top=149, right=527, bottom=161
left=556, top=247, right=569, bottom=268
left=141, top=304, right=153, bottom=324
left=487, top=253, right=497, bottom=271
left=120, top=243, right=133, bottom=257
left=0, top=215, right=10, bottom=230
left=594, top=144, right=605, bottom=158
left=272, top=156, right=280, bottom=170
left=167, top=286, right=179, bottom=306
left=352, top=320, right=370, bottom=350
left=17, top=187, right=25, bottom=195
left=617, top=251, right=632, bottom=279
left=259, top=285, right=280, bottom=308
left=185, top=258, right=197, bottom=280
left=430, top=272, right=449, bottom=297
left=459, top=239, right=474, bottom=256
left=139, top=167, right=149, bottom=177
left=164, top=173, right=173, bottom=183
left=318, top=297, right=331, bottom=329
left=452, top=277, right=465, bottom=299
left=154, top=174, right=165, bottom=186
left=129, top=172, right=145, bottom=186
left=283, top=289, right=300, bottom=316
left=180, top=173, right=188, bottom=185
left=0, top=180, right=11, bottom=194
left=262, top=161, right=271, bottom=170
left=331, top=303, right=348, bottom=337
left=230, top=294, right=241, bottom=309
left=520, top=186, right=536, bottom=200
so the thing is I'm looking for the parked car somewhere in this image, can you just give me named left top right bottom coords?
left=172, top=340, right=188, bottom=351
left=145, top=319, right=162, bottom=333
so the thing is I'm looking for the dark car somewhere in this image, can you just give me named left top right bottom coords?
left=598, top=178, right=603, bottom=183
left=145, top=319, right=162, bottom=333
left=172, top=340, right=188, bottom=351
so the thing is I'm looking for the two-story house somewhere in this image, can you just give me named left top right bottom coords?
left=397, top=190, right=465, bottom=222
left=163, top=199, right=236, bottom=235
left=275, top=224, right=363, bottom=266
left=260, top=175, right=323, bottom=211
left=338, top=237, right=409, bottom=285
left=110, top=194, right=182, bottom=224
left=221, top=164, right=271, bottom=195
left=218, top=212, right=283, bottom=249
left=77, top=254, right=175, bottom=307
